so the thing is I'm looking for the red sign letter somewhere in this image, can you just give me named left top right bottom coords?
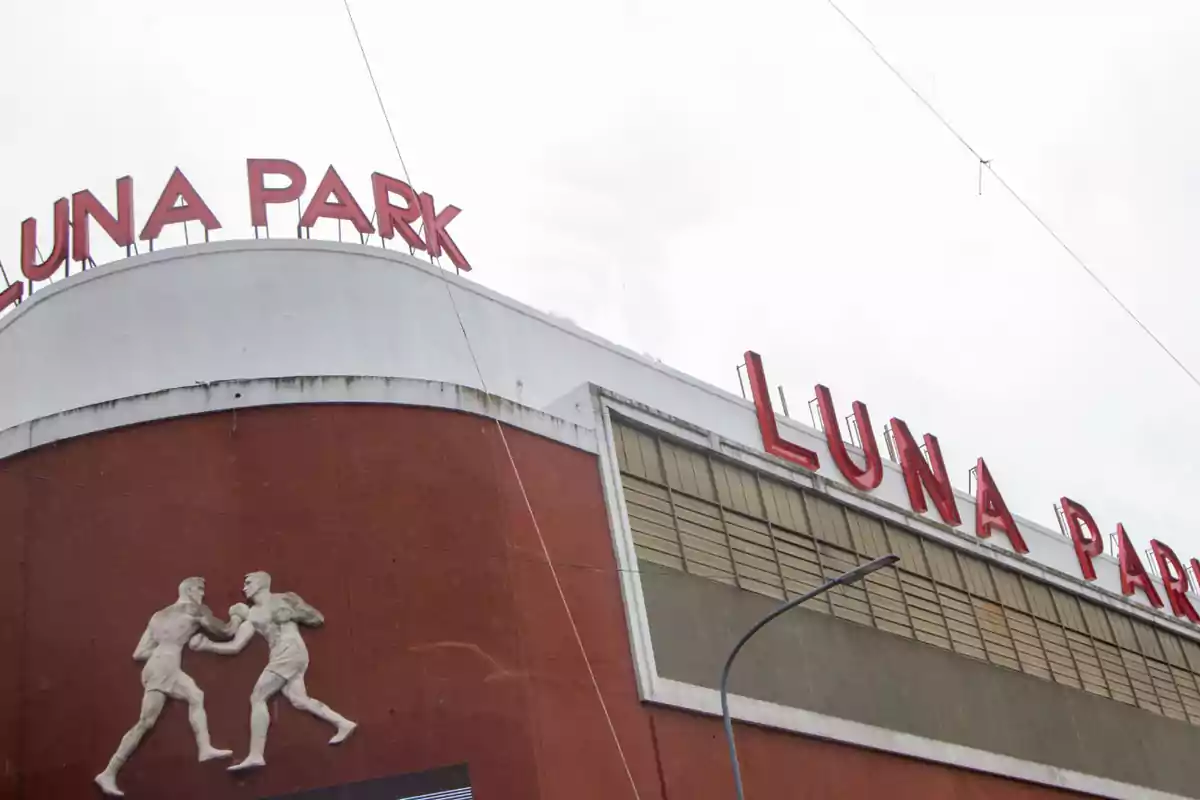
left=1116, top=524, right=1163, bottom=608
left=1151, top=540, right=1198, bottom=621
left=0, top=283, right=23, bottom=313
left=418, top=192, right=471, bottom=272
left=1060, top=497, right=1104, bottom=581
left=743, top=351, right=820, bottom=471
left=974, top=458, right=1028, bottom=553
left=300, top=166, right=374, bottom=235
left=247, top=159, right=306, bottom=227
left=372, top=172, right=425, bottom=251
left=21, top=198, right=69, bottom=282
left=890, top=418, right=961, bottom=526
left=814, top=384, right=882, bottom=490
left=72, top=176, right=134, bottom=263
left=140, top=168, right=222, bottom=242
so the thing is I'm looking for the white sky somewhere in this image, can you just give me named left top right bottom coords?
left=3, top=1, right=1200, bottom=560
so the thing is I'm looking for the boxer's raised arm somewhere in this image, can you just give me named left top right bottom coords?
left=197, top=604, right=241, bottom=639
left=191, top=619, right=254, bottom=655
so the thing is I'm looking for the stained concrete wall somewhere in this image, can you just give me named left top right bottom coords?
left=641, top=562, right=1200, bottom=798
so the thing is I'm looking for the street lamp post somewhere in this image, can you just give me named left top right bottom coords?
left=720, top=553, right=900, bottom=800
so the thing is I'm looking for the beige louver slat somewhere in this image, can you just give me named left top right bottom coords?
left=1147, top=659, right=1187, bottom=721
left=864, top=566, right=913, bottom=639
left=1171, top=666, right=1200, bottom=723
left=773, top=527, right=830, bottom=613
left=623, top=476, right=684, bottom=571
left=899, top=571, right=952, bottom=651
left=726, top=510, right=784, bottom=600
left=1065, top=630, right=1108, bottom=698
left=674, top=496, right=736, bottom=586
left=1035, top=619, right=1082, bottom=689
left=1121, top=649, right=1163, bottom=715
left=972, top=597, right=1020, bottom=672
left=1093, top=640, right=1137, bottom=706
left=938, top=584, right=986, bottom=662
left=820, top=542, right=873, bottom=627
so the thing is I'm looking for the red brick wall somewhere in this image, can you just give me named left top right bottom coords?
left=0, top=404, right=1091, bottom=799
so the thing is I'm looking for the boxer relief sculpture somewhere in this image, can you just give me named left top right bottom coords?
left=188, top=571, right=357, bottom=771
left=97, top=572, right=356, bottom=795
left=95, top=577, right=242, bottom=796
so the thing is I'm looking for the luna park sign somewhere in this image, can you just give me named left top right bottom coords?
left=2, top=158, right=470, bottom=313
left=745, top=350, right=1200, bottom=624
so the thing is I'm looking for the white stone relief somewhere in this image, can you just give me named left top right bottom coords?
left=188, top=571, right=357, bottom=771
left=95, top=577, right=243, bottom=797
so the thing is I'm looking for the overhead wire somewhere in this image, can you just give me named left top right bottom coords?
left=340, top=0, right=415, bottom=189
left=337, top=2, right=643, bottom=797
left=824, top=0, right=1200, bottom=392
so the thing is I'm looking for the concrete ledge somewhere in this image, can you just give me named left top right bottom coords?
left=0, top=376, right=598, bottom=460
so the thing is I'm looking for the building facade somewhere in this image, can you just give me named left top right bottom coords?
left=1, top=240, right=1198, bottom=798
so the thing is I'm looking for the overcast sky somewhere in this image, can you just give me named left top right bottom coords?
left=3, top=1, right=1200, bottom=558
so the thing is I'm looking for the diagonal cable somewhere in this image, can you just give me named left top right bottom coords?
left=825, top=0, right=1200, bottom=391
left=337, top=2, right=643, bottom=795
left=340, top=0, right=415, bottom=188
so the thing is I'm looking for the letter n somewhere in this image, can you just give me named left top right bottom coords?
left=890, top=417, right=961, bottom=526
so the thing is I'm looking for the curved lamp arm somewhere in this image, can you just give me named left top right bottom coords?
left=721, top=553, right=899, bottom=799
